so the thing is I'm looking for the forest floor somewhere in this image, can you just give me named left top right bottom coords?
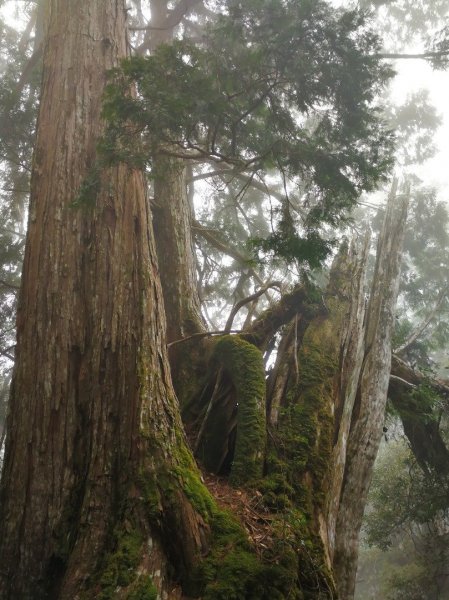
left=201, top=471, right=278, bottom=556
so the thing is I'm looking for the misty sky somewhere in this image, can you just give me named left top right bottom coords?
left=392, top=59, right=449, bottom=194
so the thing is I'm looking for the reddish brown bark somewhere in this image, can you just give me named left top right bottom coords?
left=0, top=1, right=206, bottom=598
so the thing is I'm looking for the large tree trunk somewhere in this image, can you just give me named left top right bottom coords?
left=333, top=181, right=409, bottom=599
left=262, top=239, right=369, bottom=590
left=0, top=1, right=207, bottom=598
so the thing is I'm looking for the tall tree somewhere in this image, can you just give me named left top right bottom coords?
left=0, top=1, right=207, bottom=597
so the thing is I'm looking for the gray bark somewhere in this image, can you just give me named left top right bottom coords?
left=333, top=180, right=409, bottom=599
left=326, top=231, right=371, bottom=563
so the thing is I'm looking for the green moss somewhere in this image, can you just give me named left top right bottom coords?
left=187, top=505, right=303, bottom=600
left=269, top=334, right=336, bottom=514
left=135, top=470, right=163, bottom=524
left=171, top=438, right=216, bottom=520
left=177, top=465, right=215, bottom=519
left=258, top=472, right=294, bottom=510
left=125, top=576, right=158, bottom=600
left=211, top=335, right=267, bottom=486
left=98, top=528, right=144, bottom=598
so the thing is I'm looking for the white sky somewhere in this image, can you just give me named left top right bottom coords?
left=2, top=0, right=449, bottom=200
left=391, top=59, right=449, bottom=195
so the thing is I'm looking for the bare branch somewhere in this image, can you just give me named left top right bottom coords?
left=245, top=285, right=325, bottom=351
left=0, top=280, right=20, bottom=291
left=389, top=374, right=416, bottom=389
left=167, top=329, right=242, bottom=348
left=224, top=281, right=282, bottom=333
left=394, top=286, right=449, bottom=356
left=192, top=219, right=252, bottom=265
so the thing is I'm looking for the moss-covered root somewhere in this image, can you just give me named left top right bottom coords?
left=212, top=335, right=267, bottom=486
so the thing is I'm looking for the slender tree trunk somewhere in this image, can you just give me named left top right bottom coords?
left=146, top=0, right=206, bottom=403
left=334, top=181, right=409, bottom=599
left=153, top=156, right=207, bottom=404
left=153, top=156, right=204, bottom=346
left=0, top=1, right=206, bottom=597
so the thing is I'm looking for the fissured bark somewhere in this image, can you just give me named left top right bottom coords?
left=0, top=2, right=206, bottom=598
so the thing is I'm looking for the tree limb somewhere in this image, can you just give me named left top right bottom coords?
left=191, top=161, right=286, bottom=203
left=224, top=281, right=282, bottom=333
left=394, top=286, right=449, bottom=355
left=389, top=354, right=449, bottom=477
left=390, top=354, right=449, bottom=398
left=167, top=329, right=242, bottom=348
left=244, top=285, right=325, bottom=351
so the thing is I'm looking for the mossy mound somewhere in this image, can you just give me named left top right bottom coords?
left=187, top=507, right=303, bottom=600
left=211, top=335, right=267, bottom=486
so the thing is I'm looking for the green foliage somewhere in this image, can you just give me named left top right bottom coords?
left=360, top=0, right=449, bottom=58
left=384, top=563, right=431, bottom=600
left=71, top=165, right=102, bottom=208
left=385, top=90, right=442, bottom=166
left=0, top=12, right=38, bottom=429
left=101, top=0, right=394, bottom=269
left=364, top=441, right=449, bottom=549
left=252, top=214, right=334, bottom=268
left=366, top=185, right=449, bottom=367
left=358, top=437, right=449, bottom=599
left=391, top=383, right=441, bottom=423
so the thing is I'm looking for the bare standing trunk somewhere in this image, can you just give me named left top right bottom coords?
left=326, top=232, right=370, bottom=561
left=333, top=180, right=409, bottom=599
left=0, top=1, right=207, bottom=597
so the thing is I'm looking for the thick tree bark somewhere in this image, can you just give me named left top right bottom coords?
left=334, top=181, right=409, bottom=599
left=0, top=2, right=207, bottom=598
